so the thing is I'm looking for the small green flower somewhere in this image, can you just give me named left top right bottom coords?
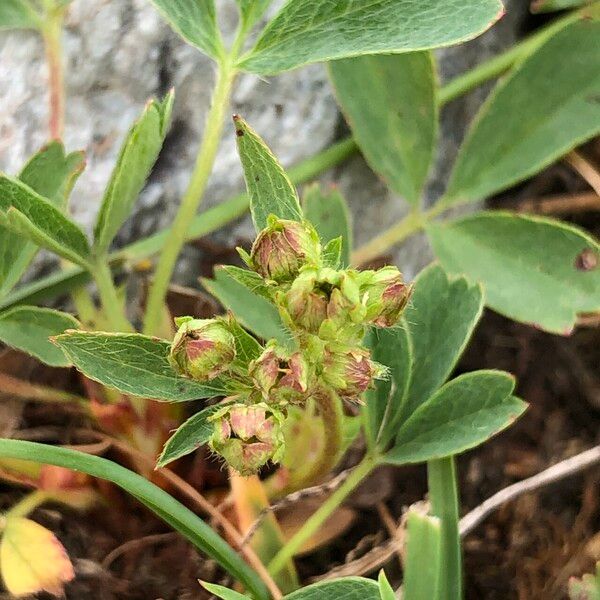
left=250, top=217, right=320, bottom=283
left=169, top=318, right=236, bottom=382
left=209, top=403, right=285, bottom=475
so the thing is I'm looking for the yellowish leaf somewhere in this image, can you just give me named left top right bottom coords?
left=0, top=517, right=74, bottom=597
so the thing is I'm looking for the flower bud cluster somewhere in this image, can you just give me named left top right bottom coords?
left=168, top=217, right=412, bottom=475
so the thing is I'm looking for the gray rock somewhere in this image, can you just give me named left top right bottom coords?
left=0, top=0, right=527, bottom=286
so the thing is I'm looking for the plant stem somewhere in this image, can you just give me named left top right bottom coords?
left=143, top=63, right=237, bottom=335
left=90, top=260, right=132, bottom=332
left=41, top=5, right=65, bottom=140
left=267, top=453, right=378, bottom=577
left=4, top=490, right=50, bottom=520
left=428, top=456, right=462, bottom=600
left=351, top=210, right=425, bottom=266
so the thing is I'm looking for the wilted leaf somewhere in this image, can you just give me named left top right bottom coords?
left=233, top=115, right=303, bottom=232
left=329, top=52, right=437, bottom=205
left=0, top=517, right=74, bottom=597
left=428, top=211, right=600, bottom=334
left=385, top=370, right=527, bottom=464
left=0, top=306, right=79, bottom=367
left=52, top=331, right=230, bottom=401
left=443, top=19, right=600, bottom=205
left=239, top=0, right=503, bottom=74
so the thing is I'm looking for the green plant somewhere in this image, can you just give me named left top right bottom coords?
left=0, top=0, right=598, bottom=598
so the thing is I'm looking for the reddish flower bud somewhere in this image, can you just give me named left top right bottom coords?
left=250, top=218, right=320, bottom=282
left=283, top=272, right=329, bottom=334
left=322, top=348, right=383, bottom=399
left=273, top=352, right=310, bottom=404
left=209, top=403, right=285, bottom=475
left=169, top=318, right=236, bottom=382
left=248, top=347, right=280, bottom=395
left=250, top=345, right=311, bottom=404
left=361, top=266, right=411, bottom=327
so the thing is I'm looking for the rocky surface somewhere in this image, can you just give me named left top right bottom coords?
left=0, top=0, right=528, bottom=284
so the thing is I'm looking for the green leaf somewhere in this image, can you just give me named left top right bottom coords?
left=0, top=0, right=40, bottom=30
left=233, top=115, right=303, bottom=231
left=378, top=571, right=395, bottom=600
left=385, top=370, right=527, bottom=464
left=329, top=52, right=437, bottom=205
left=283, top=577, right=380, bottom=600
left=94, top=92, right=173, bottom=255
left=364, top=324, right=412, bottom=451
left=201, top=582, right=250, bottom=600
left=427, top=211, right=600, bottom=334
left=220, top=265, right=273, bottom=300
left=0, top=439, right=269, bottom=600
left=0, top=144, right=85, bottom=298
left=157, top=405, right=220, bottom=467
left=52, top=331, right=230, bottom=401
left=0, top=306, right=79, bottom=367
left=228, top=317, right=264, bottom=366
left=303, top=183, right=352, bottom=266
left=147, top=0, right=222, bottom=59
left=443, top=19, right=600, bottom=205
left=235, top=0, right=272, bottom=31
left=322, top=237, right=343, bottom=269
left=531, top=0, right=591, bottom=13
left=19, top=142, right=85, bottom=207
left=403, top=264, right=483, bottom=420
left=239, top=0, right=503, bottom=74
left=0, top=175, right=91, bottom=267
left=201, top=267, right=290, bottom=347
left=403, top=511, right=442, bottom=600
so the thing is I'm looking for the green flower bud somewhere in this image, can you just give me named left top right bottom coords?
left=322, top=347, right=383, bottom=399
left=209, top=403, right=285, bottom=475
left=361, top=266, right=411, bottom=327
left=283, top=271, right=329, bottom=334
left=169, top=318, right=236, bottom=382
left=283, top=268, right=365, bottom=337
left=250, top=217, right=320, bottom=283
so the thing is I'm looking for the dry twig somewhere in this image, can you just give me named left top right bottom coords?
left=460, top=444, right=600, bottom=537
left=565, top=151, right=600, bottom=197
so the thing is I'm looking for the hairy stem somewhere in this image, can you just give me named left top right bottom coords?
left=267, top=454, right=377, bottom=577
left=428, top=456, right=462, bottom=600
left=143, top=62, right=237, bottom=335
left=91, top=260, right=132, bottom=332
